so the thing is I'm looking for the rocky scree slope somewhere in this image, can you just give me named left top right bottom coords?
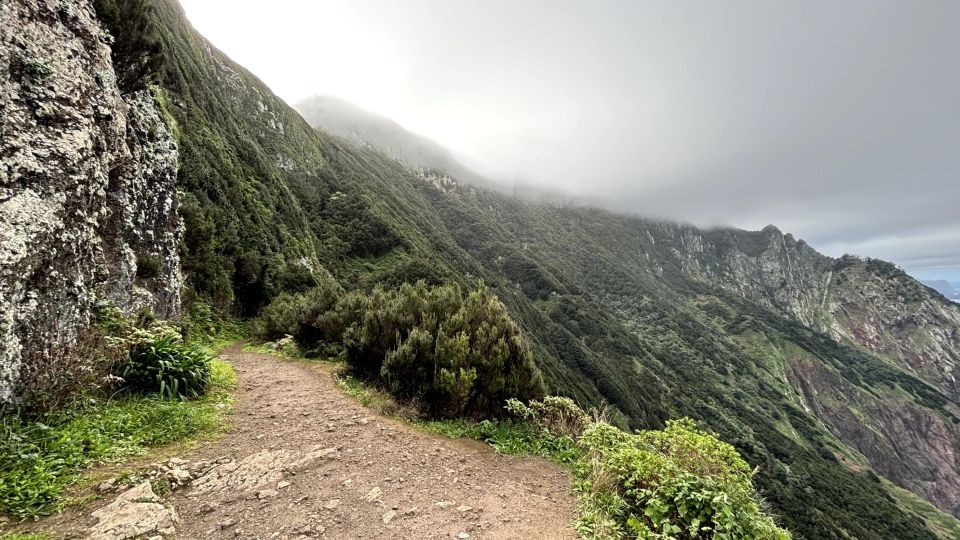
left=0, top=0, right=182, bottom=404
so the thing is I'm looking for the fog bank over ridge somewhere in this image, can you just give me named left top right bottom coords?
left=179, top=0, right=960, bottom=281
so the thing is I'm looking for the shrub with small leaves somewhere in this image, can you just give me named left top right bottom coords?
left=341, top=280, right=545, bottom=418
left=255, top=278, right=343, bottom=350
left=506, top=396, right=591, bottom=438
left=578, top=418, right=791, bottom=539
left=112, top=324, right=212, bottom=399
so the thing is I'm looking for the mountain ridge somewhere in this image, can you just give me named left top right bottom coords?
left=3, top=0, right=960, bottom=537
left=294, top=95, right=498, bottom=191
left=68, top=0, right=960, bottom=527
left=295, top=94, right=602, bottom=207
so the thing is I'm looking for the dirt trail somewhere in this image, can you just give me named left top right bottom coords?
left=52, top=346, right=578, bottom=539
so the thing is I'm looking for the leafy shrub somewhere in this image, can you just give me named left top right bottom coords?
left=112, top=324, right=212, bottom=399
left=578, top=419, right=790, bottom=540
left=255, top=278, right=343, bottom=352
left=341, top=281, right=545, bottom=418
left=506, top=395, right=591, bottom=438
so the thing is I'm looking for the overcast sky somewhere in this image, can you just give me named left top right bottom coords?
left=179, top=0, right=960, bottom=282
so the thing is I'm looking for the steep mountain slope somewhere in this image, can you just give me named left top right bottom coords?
left=295, top=95, right=599, bottom=208
left=665, top=227, right=960, bottom=401
left=295, top=95, right=497, bottom=191
left=6, top=0, right=960, bottom=537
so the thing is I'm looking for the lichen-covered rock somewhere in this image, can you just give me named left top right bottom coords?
left=0, top=0, right=182, bottom=404
left=88, top=481, right=179, bottom=540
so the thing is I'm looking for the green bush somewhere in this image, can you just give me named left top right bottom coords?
left=113, top=324, right=212, bottom=399
left=341, top=281, right=545, bottom=418
left=506, top=395, right=591, bottom=438
left=257, top=279, right=545, bottom=418
left=179, top=298, right=246, bottom=345
left=578, top=419, right=790, bottom=539
left=255, top=278, right=343, bottom=351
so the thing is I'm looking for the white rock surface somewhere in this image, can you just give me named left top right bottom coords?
left=88, top=482, right=179, bottom=540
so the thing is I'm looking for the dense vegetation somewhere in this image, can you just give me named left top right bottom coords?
left=83, top=0, right=960, bottom=537
left=260, top=281, right=545, bottom=418
left=577, top=420, right=789, bottom=539
left=113, top=324, right=212, bottom=399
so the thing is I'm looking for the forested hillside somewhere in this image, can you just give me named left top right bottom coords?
left=90, top=0, right=960, bottom=537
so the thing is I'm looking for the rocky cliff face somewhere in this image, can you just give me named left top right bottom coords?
left=0, top=0, right=182, bottom=404
left=666, top=224, right=960, bottom=401
left=787, top=349, right=960, bottom=517
left=828, top=261, right=960, bottom=401
left=655, top=223, right=960, bottom=516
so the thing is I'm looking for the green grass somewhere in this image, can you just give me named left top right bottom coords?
left=0, top=359, right=235, bottom=518
left=0, top=533, right=52, bottom=540
left=333, top=371, right=398, bottom=412
left=416, top=418, right=582, bottom=466
left=243, top=340, right=311, bottom=361
left=328, top=362, right=581, bottom=465
left=881, top=477, right=960, bottom=540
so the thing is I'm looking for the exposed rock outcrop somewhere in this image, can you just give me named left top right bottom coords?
left=88, top=481, right=179, bottom=540
left=0, top=0, right=182, bottom=404
left=657, top=223, right=960, bottom=516
left=666, top=224, right=960, bottom=401
left=787, top=352, right=960, bottom=517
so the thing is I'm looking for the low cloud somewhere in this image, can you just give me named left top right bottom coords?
left=181, top=0, right=960, bottom=280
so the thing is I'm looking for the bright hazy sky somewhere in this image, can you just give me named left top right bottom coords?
left=179, top=0, right=960, bottom=282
